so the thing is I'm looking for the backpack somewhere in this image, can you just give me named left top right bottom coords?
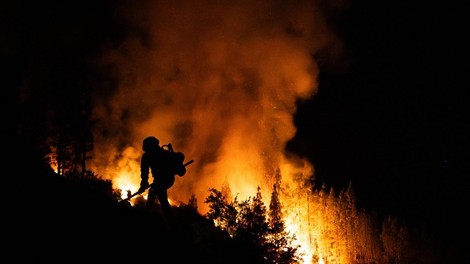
left=158, top=144, right=187, bottom=189
left=164, top=147, right=186, bottom=177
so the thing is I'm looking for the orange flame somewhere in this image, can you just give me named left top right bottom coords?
left=87, top=1, right=352, bottom=263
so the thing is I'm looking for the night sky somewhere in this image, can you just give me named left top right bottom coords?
left=5, top=1, right=469, bottom=243
left=288, top=1, right=469, bottom=237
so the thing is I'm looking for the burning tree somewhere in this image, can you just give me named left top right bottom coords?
left=202, top=176, right=441, bottom=264
left=205, top=186, right=301, bottom=264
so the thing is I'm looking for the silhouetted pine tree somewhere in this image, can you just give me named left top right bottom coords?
left=232, top=186, right=269, bottom=263
left=267, top=182, right=301, bottom=264
left=47, top=86, right=94, bottom=179
left=205, top=186, right=301, bottom=264
left=205, top=188, right=238, bottom=236
left=188, top=193, right=198, bottom=210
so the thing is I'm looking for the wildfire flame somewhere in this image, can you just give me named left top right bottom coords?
left=88, top=1, right=348, bottom=263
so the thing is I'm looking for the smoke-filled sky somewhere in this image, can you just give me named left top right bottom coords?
left=6, top=0, right=469, bottom=235
left=88, top=0, right=345, bottom=211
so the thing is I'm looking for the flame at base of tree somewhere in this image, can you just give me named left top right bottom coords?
left=202, top=181, right=371, bottom=263
left=279, top=182, right=381, bottom=264
left=201, top=174, right=421, bottom=264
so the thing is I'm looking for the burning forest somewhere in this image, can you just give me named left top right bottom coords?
left=11, top=0, right=465, bottom=263
left=89, top=1, right=357, bottom=261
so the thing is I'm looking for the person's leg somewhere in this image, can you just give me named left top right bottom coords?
left=146, top=187, right=157, bottom=210
left=156, top=188, right=175, bottom=225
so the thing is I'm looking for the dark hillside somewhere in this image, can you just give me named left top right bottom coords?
left=9, top=136, right=469, bottom=263
left=10, top=138, right=252, bottom=263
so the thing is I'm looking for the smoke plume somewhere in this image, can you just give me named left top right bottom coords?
left=90, top=0, right=343, bottom=213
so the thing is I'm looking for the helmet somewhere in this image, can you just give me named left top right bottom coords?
left=143, top=136, right=159, bottom=152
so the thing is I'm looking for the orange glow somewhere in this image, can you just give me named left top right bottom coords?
left=45, top=146, right=59, bottom=173
left=86, top=1, right=360, bottom=263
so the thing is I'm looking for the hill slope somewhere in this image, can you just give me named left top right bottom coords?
left=10, top=144, right=254, bottom=263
